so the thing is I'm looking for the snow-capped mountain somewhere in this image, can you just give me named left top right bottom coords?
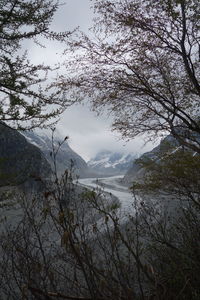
left=22, top=130, right=89, bottom=178
left=88, top=150, right=136, bottom=176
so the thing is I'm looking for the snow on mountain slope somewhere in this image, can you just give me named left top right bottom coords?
left=88, top=150, right=136, bottom=176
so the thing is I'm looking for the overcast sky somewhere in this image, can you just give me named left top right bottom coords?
left=28, top=0, right=158, bottom=161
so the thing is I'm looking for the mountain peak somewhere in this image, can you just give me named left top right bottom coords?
left=88, top=150, right=136, bottom=176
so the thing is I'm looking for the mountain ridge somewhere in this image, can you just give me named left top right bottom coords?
left=123, top=134, right=182, bottom=185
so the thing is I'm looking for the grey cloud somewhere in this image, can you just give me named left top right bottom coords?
left=56, top=104, right=156, bottom=161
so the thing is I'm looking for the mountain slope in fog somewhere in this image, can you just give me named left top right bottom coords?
left=23, top=130, right=89, bottom=178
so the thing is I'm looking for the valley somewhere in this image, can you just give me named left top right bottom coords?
left=78, top=175, right=135, bottom=215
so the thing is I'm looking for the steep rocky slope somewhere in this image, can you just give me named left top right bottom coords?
left=0, top=122, right=51, bottom=187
